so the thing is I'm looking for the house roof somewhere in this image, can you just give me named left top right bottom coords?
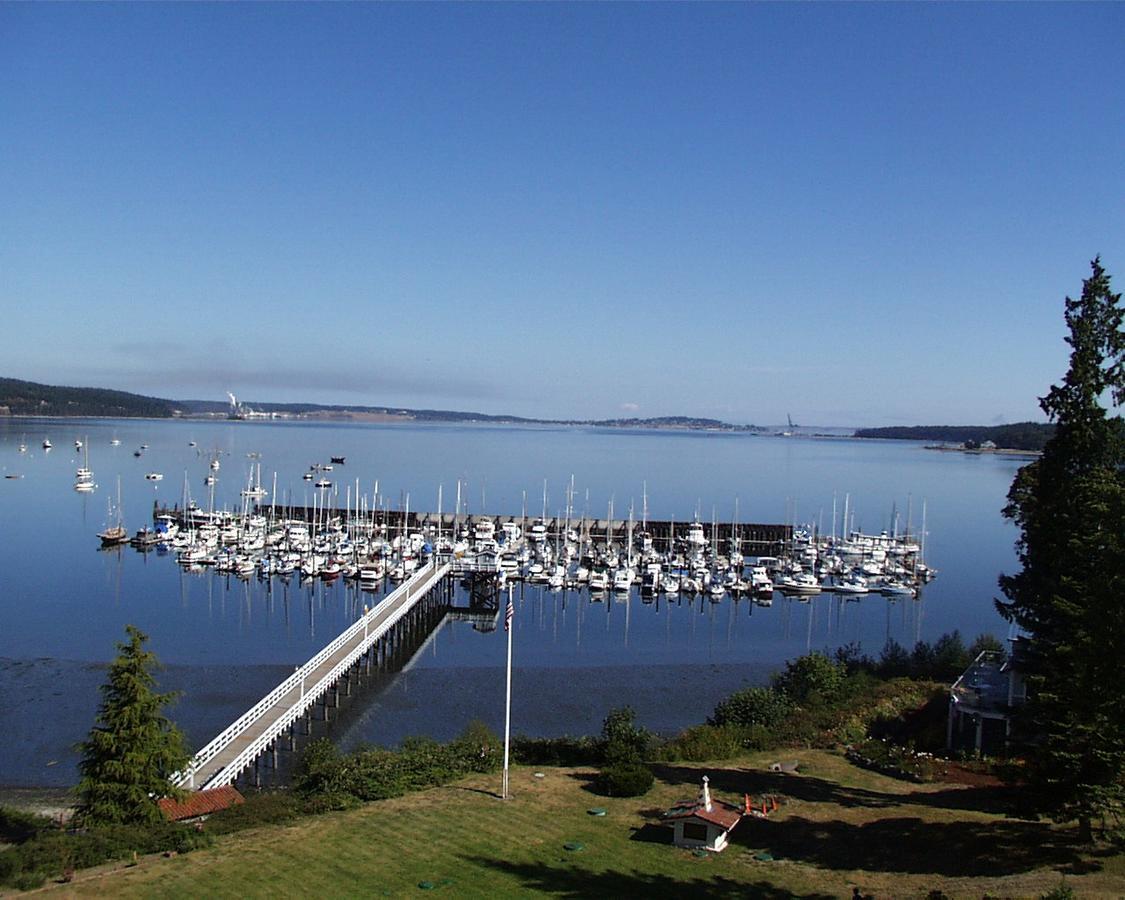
left=661, top=799, right=743, bottom=830
left=159, top=785, right=244, bottom=821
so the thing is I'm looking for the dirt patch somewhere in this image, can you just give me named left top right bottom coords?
left=934, top=763, right=1004, bottom=788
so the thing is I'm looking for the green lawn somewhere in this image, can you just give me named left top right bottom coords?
left=43, top=751, right=1125, bottom=898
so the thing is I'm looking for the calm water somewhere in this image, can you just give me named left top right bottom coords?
left=0, top=417, right=1023, bottom=787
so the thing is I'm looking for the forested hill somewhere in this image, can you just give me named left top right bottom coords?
left=0, top=378, right=177, bottom=418
left=853, top=422, right=1055, bottom=451
left=0, top=378, right=760, bottom=430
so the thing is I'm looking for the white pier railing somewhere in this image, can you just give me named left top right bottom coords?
left=175, top=560, right=451, bottom=790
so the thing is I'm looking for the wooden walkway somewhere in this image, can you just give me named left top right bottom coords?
left=177, top=560, right=451, bottom=790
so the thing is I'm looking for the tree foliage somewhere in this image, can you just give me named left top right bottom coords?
left=600, top=706, right=650, bottom=765
left=997, top=257, right=1125, bottom=841
left=709, top=686, right=793, bottom=730
left=75, top=626, right=190, bottom=827
left=772, top=653, right=846, bottom=706
left=853, top=422, right=1055, bottom=451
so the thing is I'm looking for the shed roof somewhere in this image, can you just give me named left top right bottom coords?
left=661, top=799, right=743, bottom=830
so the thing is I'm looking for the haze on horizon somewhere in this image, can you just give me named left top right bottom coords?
left=2, top=4, right=1122, bottom=429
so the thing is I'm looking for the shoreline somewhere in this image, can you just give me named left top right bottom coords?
left=924, top=444, right=1041, bottom=457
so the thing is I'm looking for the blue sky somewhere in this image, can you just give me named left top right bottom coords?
left=2, top=3, right=1122, bottom=427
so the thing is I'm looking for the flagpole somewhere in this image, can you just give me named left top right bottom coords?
left=502, top=582, right=514, bottom=800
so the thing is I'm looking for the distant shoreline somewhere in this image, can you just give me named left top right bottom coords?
left=925, top=444, right=1041, bottom=458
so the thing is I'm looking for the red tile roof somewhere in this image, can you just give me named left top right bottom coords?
left=159, top=786, right=244, bottom=821
left=661, top=798, right=743, bottom=830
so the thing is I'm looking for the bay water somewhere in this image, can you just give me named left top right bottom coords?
left=0, top=417, right=1023, bottom=788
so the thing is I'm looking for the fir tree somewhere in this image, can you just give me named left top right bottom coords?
left=75, top=625, right=191, bottom=826
left=997, top=257, right=1125, bottom=842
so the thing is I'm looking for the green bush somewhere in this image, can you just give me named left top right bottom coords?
left=0, top=821, right=211, bottom=889
left=203, top=792, right=300, bottom=835
left=512, top=735, right=601, bottom=766
left=0, top=805, right=52, bottom=844
left=709, top=686, right=792, bottom=729
left=846, top=738, right=939, bottom=782
left=601, top=707, right=650, bottom=764
left=662, top=724, right=746, bottom=762
left=295, top=723, right=503, bottom=804
left=596, top=762, right=654, bottom=797
left=741, top=724, right=779, bottom=751
left=773, top=653, right=846, bottom=706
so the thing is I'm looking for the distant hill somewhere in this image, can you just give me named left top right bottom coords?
left=853, top=422, right=1055, bottom=451
left=0, top=377, right=177, bottom=418
left=1, top=377, right=763, bottom=431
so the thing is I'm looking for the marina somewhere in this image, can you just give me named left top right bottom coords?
left=0, top=416, right=1021, bottom=789
left=146, top=498, right=933, bottom=603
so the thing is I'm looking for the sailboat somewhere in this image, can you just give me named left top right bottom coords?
left=97, top=478, right=128, bottom=546
left=75, top=437, right=95, bottom=492
left=240, top=462, right=268, bottom=499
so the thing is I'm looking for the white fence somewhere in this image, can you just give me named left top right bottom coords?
left=176, top=560, right=450, bottom=790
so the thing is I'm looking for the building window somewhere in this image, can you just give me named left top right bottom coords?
left=683, top=822, right=709, bottom=842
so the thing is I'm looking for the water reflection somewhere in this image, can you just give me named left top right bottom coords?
left=0, top=417, right=1014, bottom=785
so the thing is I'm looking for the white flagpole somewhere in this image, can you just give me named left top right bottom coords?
left=502, top=583, right=514, bottom=800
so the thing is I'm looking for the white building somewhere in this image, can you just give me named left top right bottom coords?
left=660, top=776, right=744, bottom=852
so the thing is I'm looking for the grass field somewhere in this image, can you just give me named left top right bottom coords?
left=38, top=751, right=1125, bottom=898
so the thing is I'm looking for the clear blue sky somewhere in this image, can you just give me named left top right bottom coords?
left=3, top=3, right=1122, bottom=427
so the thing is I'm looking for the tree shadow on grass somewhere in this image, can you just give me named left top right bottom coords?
left=733, top=815, right=1095, bottom=877
left=567, top=771, right=601, bottom=795
left=459, top=854, right=834, bottom=899
left=651, top=762, right=1028, bottom=818
left=651, top=763, right=903, bottom=810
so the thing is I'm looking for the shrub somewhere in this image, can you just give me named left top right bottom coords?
left=292, top=739, right=348, bottom=796
left=0, top=805, right=51, bottom=844
left=741, top=724, right=779, bottom=751
left=450, top=720, right=502, bottom=773
left=0, top=821, right=210, bottom=889
left=296, top=723, right=504, bottom=805
left=512, top=735, right=601, bottom=766
left=710, top=686, right=792, bottom=729
left=772, top=653, right=845, bottom=706
left=662, top=724, right=745, bottom=762
left=601, top=707, right=650, bottom=764
left=846, top=738, right=939, bottom=782
left=596, top=762, right=654, bottom=797
left=203, top=792, right=300, bottom=835
left=878, top=639, right=911, bottom=678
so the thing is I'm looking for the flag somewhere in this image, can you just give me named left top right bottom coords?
left=505, top=594, right=514, bottom=632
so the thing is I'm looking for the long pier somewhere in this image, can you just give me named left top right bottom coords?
left=176, top=560, right=452, bottom=791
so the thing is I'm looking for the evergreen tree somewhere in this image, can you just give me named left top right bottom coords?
left=75, top=625, right=191, bottom=826
left=997, top=257, right=1125, bottom=842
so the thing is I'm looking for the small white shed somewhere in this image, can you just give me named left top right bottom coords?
left=660, top=776, right=745, bottom=852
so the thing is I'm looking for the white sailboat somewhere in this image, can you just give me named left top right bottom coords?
left=75, top=437, right=95, bottom=492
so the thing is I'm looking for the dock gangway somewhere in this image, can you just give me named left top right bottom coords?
left=176, top=560, right=451, bottom=791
